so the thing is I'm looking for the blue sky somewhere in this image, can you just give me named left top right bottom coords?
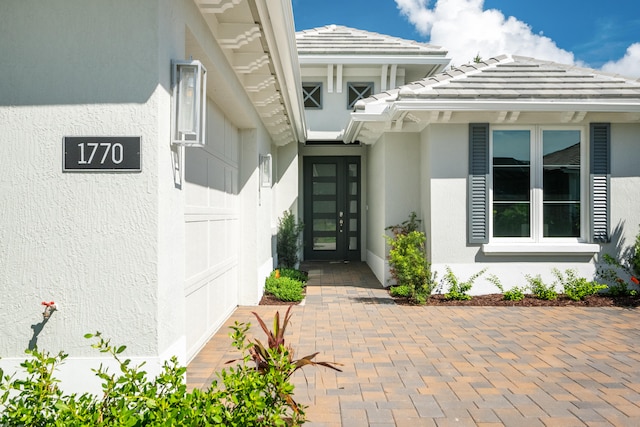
left=292, top=0, right=640, bottom=77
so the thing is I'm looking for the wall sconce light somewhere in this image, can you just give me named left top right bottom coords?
left=260, top=154, right=272, bottom=187
left=171, top=60, right=207, bottom=146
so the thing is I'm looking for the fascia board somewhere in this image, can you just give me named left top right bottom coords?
left=389, top=100, right=640, bottom=114
left=343, top=108, right=393, bottom=143
left=344, top=99, right=640, bottom=142
left=298, top=55, right=450, bottom=66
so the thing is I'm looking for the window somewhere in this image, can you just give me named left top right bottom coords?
left=491, top=127, right=584, bottom=240
left=302, top=83, right=322, bottom=109
left=347, top=82, right=373, bottom=109
left=469, top=123, right=611, bottom=247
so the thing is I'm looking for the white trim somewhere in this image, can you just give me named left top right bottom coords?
left=366, top=250, right=386, bottom=286
left=299, top=55, right=450, bottom=65
left=253, top=0, right=307, bottom=143
left=381, top=64, right=388, bottom=92
left=489, top=125, right=587, bottom=243
left=389, top=64, right=397, bottom=89
left=388, top=101, right=640, bottom=114
left=482, top=243, right=600, bottom=255
left=307, top=130, right=344, bottom=141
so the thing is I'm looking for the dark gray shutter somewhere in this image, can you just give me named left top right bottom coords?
left=468, top=123, right=490, bottom=244
left=590, top=123, right=610, bottom=243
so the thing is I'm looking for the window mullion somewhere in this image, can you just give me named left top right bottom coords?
left=532, top=127, right=543, bottom=242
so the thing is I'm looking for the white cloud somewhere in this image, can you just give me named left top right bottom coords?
left=601, top=43, right=640, bottom=78
left=395, top=0, right=575, bottom=66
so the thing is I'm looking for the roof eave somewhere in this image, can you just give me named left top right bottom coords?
left=344, top=99, right=640, bottom=143
left=388, top=100, right=640, bottom=114
left=254, top=0, right=307, bottom=144
left=299, top=55, right=450, bottom=66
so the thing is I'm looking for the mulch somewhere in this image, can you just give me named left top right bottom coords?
left=392, top=293, right=640, bottom=307
left=259, top=293, right=304, bottom=305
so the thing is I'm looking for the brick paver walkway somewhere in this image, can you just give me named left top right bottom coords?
left=187, top=262, right=640, bottom=426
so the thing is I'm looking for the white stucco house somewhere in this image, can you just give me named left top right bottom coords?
left=1, top=1, right=640, bottom=392
left=343, top=54, right=640, bottom=292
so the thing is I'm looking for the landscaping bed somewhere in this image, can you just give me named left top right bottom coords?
left=260, top=289, right=640, bottom=307
left=259, top=291, right=305, bottom=305
left=390, top=292, right=640, bottom=307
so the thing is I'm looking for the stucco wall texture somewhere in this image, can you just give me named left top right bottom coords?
left=0, top=1, right=166, bottom=359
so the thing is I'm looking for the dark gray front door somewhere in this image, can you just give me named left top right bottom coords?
left=303, top=156, right=361, bottom=261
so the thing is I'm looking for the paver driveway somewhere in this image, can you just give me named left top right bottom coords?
left=188, top=262, right=640, bottom=426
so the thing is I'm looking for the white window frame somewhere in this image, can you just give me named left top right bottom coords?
left=489, top=125, right=588, bottom=245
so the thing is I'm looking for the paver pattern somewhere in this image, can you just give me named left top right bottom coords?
left=188, top=262, right=640, bottom=426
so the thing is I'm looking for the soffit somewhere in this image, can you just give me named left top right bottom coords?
left=192, top=0, right=306, bottom=145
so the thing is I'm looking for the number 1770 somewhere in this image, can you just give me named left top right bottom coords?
left=78, top=142, right=123, bottom=165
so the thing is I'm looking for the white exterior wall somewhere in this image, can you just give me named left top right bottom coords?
left=421, top=122, right=640, bottom=295
left=302, top=66, right=405, bottom=134
left=238, top=127, right=278, bottom=306
left=275, top=141, right=301, bottom=267
left=0, top=0, right=283, bottom=391
left=601, top=123, right=640, bottom=264
left=366, top=138, right=387, bottom=282
left=0, top=0, right=178, bottom=393
left=364, top=133, right=421, bottom=285
left=276, top=142, right=300, bottom=216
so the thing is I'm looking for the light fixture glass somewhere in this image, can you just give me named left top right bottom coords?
left=260, top=154, right=272, bottom=187
left=172, top=60, right=206, bottom=146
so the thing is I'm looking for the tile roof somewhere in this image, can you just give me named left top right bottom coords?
left=356, top=55, right=640, bottom=108
left=296, top=25, right=447, bottom=57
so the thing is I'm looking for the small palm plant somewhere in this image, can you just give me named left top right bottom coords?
left=248, top=305, right=342, bottom=375
left=227, top=305, right=342, bottom=418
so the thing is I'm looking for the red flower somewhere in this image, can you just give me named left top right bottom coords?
left=41, top=301, right=55, bottom=306
left=631, top=276, right=639, bottom=285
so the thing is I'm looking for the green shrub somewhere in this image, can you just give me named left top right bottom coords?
left=487, top=274, right=525, bottom=301
left=0, top=334, right=215, bottom=426
left=632, top=228, right=640, bottom=278
left=441, top=266, right=486, bottom=300
left=552, top=268, right=608, bottom=301
left=597, top=225, right=640, bottom=292
left=277, top=210, right=304, bottom=269
left=389, top=285, right=411, bottom=298
left=384, top=226, right=436, bottom=305
left=276, top=268, right=308, bottom=284
left=607, top=279, right=638, bottom=297
left=265, top=276, right=304, bottom=302
left=526, top=274, right=557, bottom=300
left=0, top=309, right=341, bottom=426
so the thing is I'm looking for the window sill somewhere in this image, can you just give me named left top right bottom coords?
left=482, top=243, right=600, bottom=256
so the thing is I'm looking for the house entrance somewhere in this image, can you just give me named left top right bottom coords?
left=303, top=156, right=361, bottom=261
